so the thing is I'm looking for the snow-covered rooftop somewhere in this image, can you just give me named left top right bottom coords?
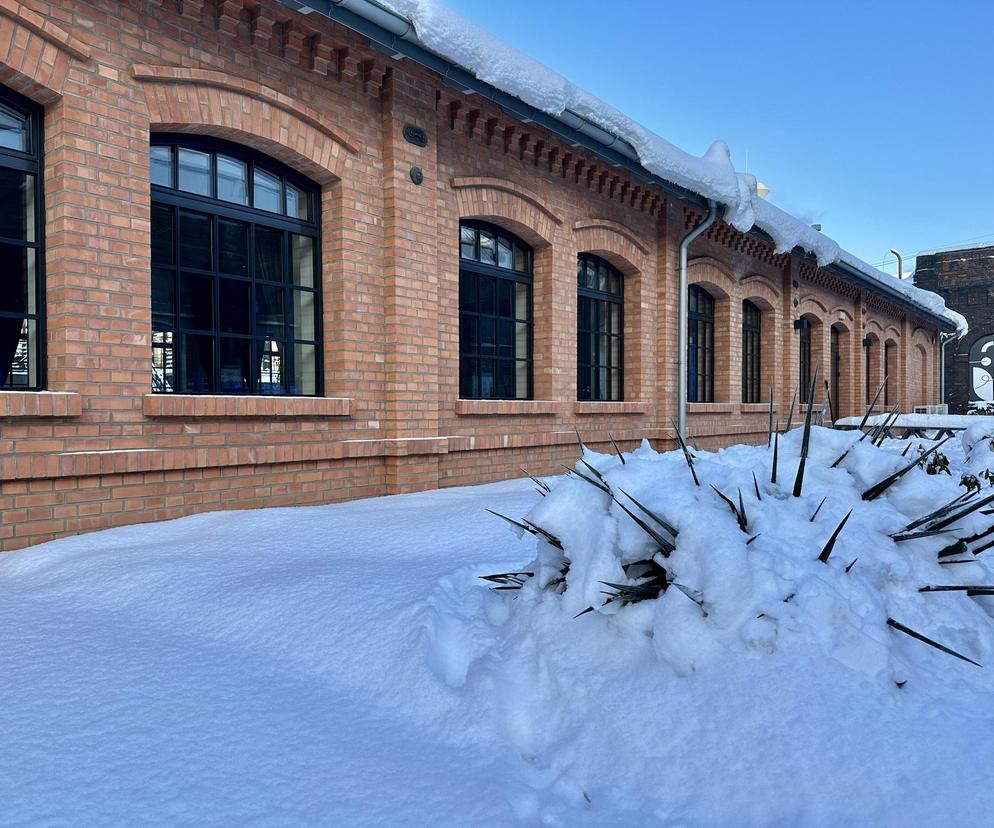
left=372, top=0, right=966, bottom=335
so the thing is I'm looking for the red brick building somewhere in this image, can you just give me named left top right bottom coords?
left=0, top=0, right=958, bottom=550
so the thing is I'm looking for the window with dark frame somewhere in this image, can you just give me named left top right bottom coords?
left=831, top=327, right=841, bottom=419
left=798, top=317, right=812, bottom=394
left=741, top=300, right=761, bottom=404
left=0, top=86, right=43, bottom=390
left=150, top=135, right=321, bottom=395
left=884, top=340, right=895, bottom=406
left=458, top=220, right=532, bottom=400
left=688, top=285, right=714, bottom=403
left=577, top=253, right=623, bottom=402
left=865, top=337, right=874, bottom=405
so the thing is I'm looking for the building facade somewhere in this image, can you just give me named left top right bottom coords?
left=0, top=0, right=951, bottom=550
left=913, top=244, right=994, bottom=412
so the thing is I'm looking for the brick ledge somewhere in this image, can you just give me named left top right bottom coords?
left=574, top=400, right=648, bottom=415
left=688, top=402, right=738, bottom=415
left=0, top=391, right=82, bottom=418
left=455, top=399, right=561, bottom=416
left=142, top=394, right=352, bottom=418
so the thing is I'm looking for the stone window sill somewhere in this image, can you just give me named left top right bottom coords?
left=0, top=391, right=82, bottom=418
left=687, top=402, right=738, bottom=415
left=142, top=394, right=352, bottom=418
left=455, top=399, right=560, bottom=416
left=574, top=400, right=648, bottom=415
left=740, top=403, right=772, bottom=414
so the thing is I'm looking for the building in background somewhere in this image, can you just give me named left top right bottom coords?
left=914, top=244, right=994, bottom=412
left=0, top=0, right=959, bottom=550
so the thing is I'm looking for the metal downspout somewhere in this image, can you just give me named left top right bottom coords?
left=939, top=332, right=956, bottom=407
left=677, top=199, right=720, bottom=436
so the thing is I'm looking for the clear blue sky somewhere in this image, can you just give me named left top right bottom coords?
left=441, top=0, right=994, bottom=275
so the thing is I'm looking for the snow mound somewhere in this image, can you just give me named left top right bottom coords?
left=377, top=0, right=966, bottom=334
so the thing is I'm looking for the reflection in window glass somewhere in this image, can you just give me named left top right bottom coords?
left=150, top=145, right=173, bottom=187
left=178, top=148, right=211, bottom=195
left=253, top=168, right=281, bottom=213
left=0, top=103, right=26, bottom=151
left=216, top=155, right=248, bottom=205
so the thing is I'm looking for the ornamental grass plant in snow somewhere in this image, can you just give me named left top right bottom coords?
left=483, top=410, right=994, bottom=680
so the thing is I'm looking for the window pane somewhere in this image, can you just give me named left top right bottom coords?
left=219, top=278, right=251, bottom=334
left=0, top=169, right=33, bottom=242
left=0, top=103, right=26, bottom=151
left=150, top=145, right=173, bottom=187
left=460, top=315, right=477, bottom=354
left=286, top=183, right=309, bottom=220
left=255, top=283, right=285, bottom=337
left=219, top=337, right=251, bottom=393
left=479, top=358, right=496, bottom=398
left=609, top=303, right=622, bottom=335
left=478, top=230, right=495, bottom=265
left=497, top=319, right=514, bottom=354
left=178, top=148, right=211, bottom=196
left=460, top=225, right=476, bottom=260
left=255, top=227, right=283, bottom=281
left=459, top=272, right=477, bottom=312
left=515, top=322, right=528, bottom=360
left=218, top=218, right=249, bottom=276
left=0, top=243, right=31, bottom=315
left=513, top=244, right=527, bottom=273
left=216, top=155, right=248, bottom=205
left=478, top=275, right=495, bottom=315
left=497, top=359, right=514, bottom=398
left=257, top=338, right=284, bottom=393
left=253, top=168, right=281, bottom=213
left=179, top=271, right=214, bottom=330
left=0, top=317, right=26, bottom=387
left=497, top=238, right=512, bottom=269
left=152, top=331, right=174, bottom=393
left=515, top=283, right=529, bottom=320
left=151, top=267, right=175, bottom=328
left=181, top=334, right=215, bottom=392
left=497, top=279, right=513, bottom=317
left=515, top=360, right=528, bottom=398
left=293, top=342, right=316, bottom=395
left=460, top=356, right=477, bottom=398
left=178, top=210, right=212, bottom=270
left=292, top=289, right=316, bottom=341
left=290, top=235, right=314, bottom=287
left=151, top=204, right=174, bottom=265
left=478, top=317, right=496, bottom=356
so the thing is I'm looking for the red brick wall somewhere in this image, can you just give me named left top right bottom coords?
left=0, top=0, right=945, bottom=550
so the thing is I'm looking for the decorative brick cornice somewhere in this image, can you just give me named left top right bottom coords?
left=131, top=64, right=360, bottom=155
left=0, top=0, right=91, bottom=61
left=450, top=176, right=563, bottom=226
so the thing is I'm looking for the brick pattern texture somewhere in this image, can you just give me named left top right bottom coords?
left=0, top=0, right=945, bottom=550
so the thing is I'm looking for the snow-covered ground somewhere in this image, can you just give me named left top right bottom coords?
left=3, top=427, right=994, bottom=825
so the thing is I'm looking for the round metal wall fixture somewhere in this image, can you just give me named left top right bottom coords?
left=410, top=166, right=424, bottom=185
left=403, top=124, right=428, bottom=147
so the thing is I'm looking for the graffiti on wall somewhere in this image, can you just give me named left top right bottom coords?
left=970, top=335, right=994, bottom=403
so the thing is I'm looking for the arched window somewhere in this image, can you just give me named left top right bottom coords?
left=0, top=87, right=43, bottom=390
left=688, top=285, right=714, bottom=403
left=150, top=135, right=321, bottom=395
left=831, top=326, right=842, bottom=418
left=741, top=300, right=761, bottom=403
left=798, top=317, right=812, bottom=393
left=458, top=220, right=532, bottom=399
left=577, top=254, right=623, bottom=401
left=864, top=335, right=876, bottom=405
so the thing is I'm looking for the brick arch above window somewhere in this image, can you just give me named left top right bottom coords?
left=451, top=176, right=562, bottom=246
left=0, top=4, right=90, bottom=103
left=739, top=273, right=782, bottom=312
left=687, top=257, right=735, bottom=299
left=133, top=66, right=357, bottom=184
left=572, top=219, right=648, bottom=275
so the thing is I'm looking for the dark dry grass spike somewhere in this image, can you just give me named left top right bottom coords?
left=924, top=490, right=994, bottom=532
left=479, top=571, right=534, bottom=589
left=784, top=387, right=797, bottom=433
left=738, top=488, right=748, bottom=530
left=613, top=497, right=676, bottom=556
left=858, top=377, right=888, bottom=430
left=886, top=617, right=982, bottom=667
left=938, top=559, right=976, bottom=565
left=938, top=539, right=970, bottom=559
left=972, top=536, right=994, bottom=556
left=792, top=365, right=820, bottom=498
left=753, top=471, right=762, bottom=501
left=520, top=467, right=551, bottom=493
left=672, top=582, right=705, bottom=607
left=904, top=491, right=974, bottom=532
left=609, top=433, right=626, bottom=465
left=871, top=404, right=902, bottom=447
left=768, top=385, right=775, bottom=446
left=845, top=558, right=858, bottom=573
left=860, top=436, right=952, bottom=501
left=891, top=527, right=957, bottom=543
left=818, top=509, right=853, bottom=563
left=919, top=584, right=994, bottom=592
left=771, top=432, right=779, bottom=484
left=618, top=489, right=678, bottom=539
left=711, top=485, right=748, bottom=532
left=901, top=443, right=912, bottom=457
left=746, top=533, right=760, bottom=545
left=670, top=418, right=700, bottom=487
left=521, top=518, right=564, bottom=550
left=966, top=588, right=994, bottom=596
left=563, top=464, right=611, bottom=495
left=486, top=509, right=532, bottom=533
left=810, top=496, right=827, bottom=522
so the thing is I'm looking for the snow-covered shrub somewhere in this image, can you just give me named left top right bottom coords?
left=484, top=425, right=994, bottom=681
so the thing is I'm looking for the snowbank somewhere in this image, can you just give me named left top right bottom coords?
left=377, top=0, right=966, bottom=334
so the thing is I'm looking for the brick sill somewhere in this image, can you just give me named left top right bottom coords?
left=687, top=402, right=738, bottom=415
left=574, top=400, right=648, bottom=415
left=455, top=399, right=560, bottom=416
left=0, top=391, right=82, bottom=418
left=740, top=403, right=772, bottom=414
left=142, top=394, right=352, bottom=418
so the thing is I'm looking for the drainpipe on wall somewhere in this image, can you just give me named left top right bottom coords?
left=677, top=199, right=720, bottom=436
left=939, top=332, right=956, bottom=408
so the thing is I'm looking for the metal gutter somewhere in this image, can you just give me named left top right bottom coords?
left=278, top=0, right=958, bottom=334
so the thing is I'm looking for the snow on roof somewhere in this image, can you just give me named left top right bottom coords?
left=377, top=0, right=967, bottom=335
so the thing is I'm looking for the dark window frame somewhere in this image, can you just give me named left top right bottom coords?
left=831, top=326, right=841, bottom=419
left=150, top=134, right=322, bottom=396
left=0, top=85, right=45, bottom=391
left=688, top=284, right=714, bottom=403
left=884, top=340, right=895, bottom=406
left=741, top=300, right=761, bottom=404
left=865, top=337, right=875, bottom=405
left=577, top=253, right=623, bottom=402
left=458, top=219, right=533, bottom=400
left=798, top=317, right=812, bottom=394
